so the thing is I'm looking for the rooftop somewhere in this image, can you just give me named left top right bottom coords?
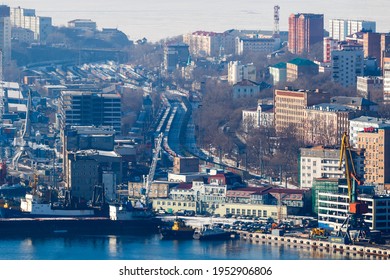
left=330, top=96, right=377, bottom=107
left=270, top=62, right=287, bottom=69
left=287, top=58, right=317, bottom=67
left=307, top=103, right=356, bottom=112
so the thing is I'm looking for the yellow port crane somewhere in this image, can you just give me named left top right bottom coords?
left=336, top=132, right=370, bottom=244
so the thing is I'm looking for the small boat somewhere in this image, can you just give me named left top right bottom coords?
left=159, top=218, right=195, bottom=240
left=193, top=224, right=232, bottom=241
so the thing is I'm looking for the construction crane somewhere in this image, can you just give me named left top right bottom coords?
left=140, top=132, right=164, bottom=206
left=335, top=132, right=370, bottom=244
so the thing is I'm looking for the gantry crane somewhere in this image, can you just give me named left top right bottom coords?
left=335, top=132, right=370, bottom=244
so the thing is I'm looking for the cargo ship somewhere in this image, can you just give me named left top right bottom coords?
left=0, top=201, right=161, bottom=236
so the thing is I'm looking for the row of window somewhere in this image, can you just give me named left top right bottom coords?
left=226, top=208, right=277, bottom=218
left=156, top=201, right=196, bottom=207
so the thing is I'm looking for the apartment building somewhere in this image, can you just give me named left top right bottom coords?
left=183, top=30, right=235, bottom=57
left=0, top=5, right=11, bottom=65
left=331, top=47, right=364, bottom=87
left=228, top=61, right=256, bottom=85
left=329, top=19, right=376, bottom=41
left=288, top=13, right=324, bottom=54
left=10, top=6, right=52, bottom=42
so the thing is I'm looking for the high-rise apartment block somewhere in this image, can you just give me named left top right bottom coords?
left=10, top=7, right=52, bottom=42
left=0, top=5, right=11, bottom=66
left=288, top=13, right=324, bottom=54
left=329, top=19, right=376, bottom=41
left=59, top=91, right=122, bottom=133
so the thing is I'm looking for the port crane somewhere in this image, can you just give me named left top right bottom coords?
left=140, top=132, right=164, bottom=207
left=335, top=132, right=370, bottom=244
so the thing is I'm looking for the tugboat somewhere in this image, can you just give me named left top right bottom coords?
left=193, top=224, right=232, bottom=241
left=159, top=218, right=195, bottom=240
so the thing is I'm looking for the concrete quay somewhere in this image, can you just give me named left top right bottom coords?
left=239, top=231, right=390, bottom=259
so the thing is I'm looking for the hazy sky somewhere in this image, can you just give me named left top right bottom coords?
left=4, top=0, right=389, bottom=42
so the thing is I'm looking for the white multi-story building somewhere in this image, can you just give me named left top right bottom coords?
left=331, top=48, right=364, bottom=87
left=349, top=116, right=390, bottom=148
left=235, top=36, right=278, bottom=56
left=329, top=19, right=376, bottom=41
left=0, top=5, right=11, bottom=66
left=228, top=61, right=256, bottom=85
left=300, top=146, right=365, bottom=189
left=318, top=184, right=390, bottom=232
left=10, top=7, right=52, bottom=42
left=183, top=30, right=235, bottom=57
left=300, top=147, right=345, bottom=189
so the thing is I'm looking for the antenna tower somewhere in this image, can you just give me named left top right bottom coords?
left=273, top=5, right=280, bottom=37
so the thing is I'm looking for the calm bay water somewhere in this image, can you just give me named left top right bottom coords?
left=0, top=234, right=363, bottom=260
left=5, top=0, right=390, bottom=42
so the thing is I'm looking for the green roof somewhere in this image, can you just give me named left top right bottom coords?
left=288, top=58, right=317, bottom=66
left=270, top=62, right=287, bottom=69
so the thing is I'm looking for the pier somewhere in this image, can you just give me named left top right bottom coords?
left=239, top=231, right=390, bottom=259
